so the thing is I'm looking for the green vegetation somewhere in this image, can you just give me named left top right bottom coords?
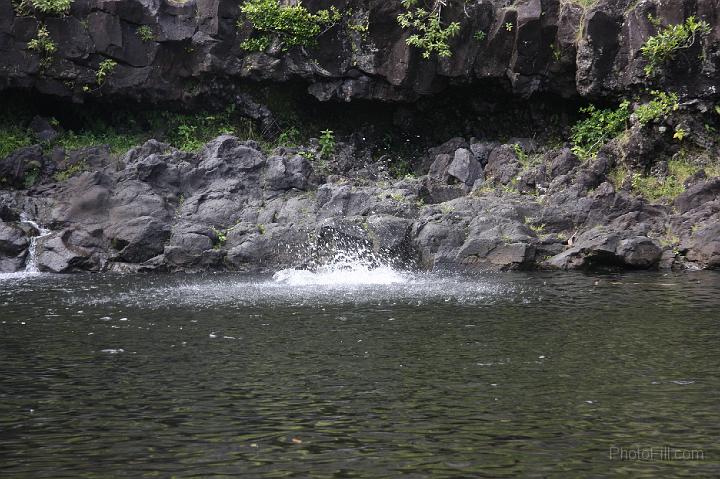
left=136, top=26, right=155, bottom=42
left=319, top=129, right=335, bottom=158
left=641, top=16, right=711, bottom=76
left=473, top=30, right=486, bottom=41
left=211, top=227, right=227, bottom=248
left=610, top=158, right=719, bottom=202
left=397, top=0, right=460, bottom=59
left=53, top=160, right=86, bottom=182
left=238, top=0, right=340, bottom=52
left=96, top=59, right=117, bottom=85
left=27, top=24, right=56, bottom=69
left=634, top=90, right=679, bottom=124
left=0, top=127, right=33, bottom=159
left=571, top=100, right=630, bottom=159
left=16, top=0, right=72, bottom=15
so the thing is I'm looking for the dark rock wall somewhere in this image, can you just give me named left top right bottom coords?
left=1, top=0, right=718, bottom=104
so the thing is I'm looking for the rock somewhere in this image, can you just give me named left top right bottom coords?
left=675, top=178, right=720, bottom=214
left=485, top=145, right=520, bottom=185
left=0, top=221, right=29, bottom=272
left=264, top=154, right=313, bottom=191
left=29, top=116, right=58, bottom=143
left=616, top=236, right=662, bottom=268
left=106, top=217, right=170, bottom=263
left=447, top=148, right=483, bottom=187
left=35, top=229, right=104, bottom=273
left=546, top=227, right=661, bottom=270
left=0, top=146, right=44, bottom=189
left=684, top=223, right=720, bottom=268
left=548, top=148, right=579, bottom=179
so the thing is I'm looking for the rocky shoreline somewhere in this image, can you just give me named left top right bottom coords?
left=2, top=0, right=720, bottom=274
left=1, top=132, right=719, bottom=274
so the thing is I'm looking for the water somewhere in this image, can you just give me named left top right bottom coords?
left=1, top=267, right=719, bottom=477
left=19, top=214, right=51, bottom=273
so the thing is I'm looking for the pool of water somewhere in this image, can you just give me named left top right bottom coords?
left=1, top=269, right=719, bottom=477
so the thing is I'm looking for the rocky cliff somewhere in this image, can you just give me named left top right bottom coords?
left=2, top=0, right=720, bottom=274
left=1, top=0, right=719, bottom=103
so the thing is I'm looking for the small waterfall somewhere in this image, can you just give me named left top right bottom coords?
left=20, top=214, right=51, bottom=273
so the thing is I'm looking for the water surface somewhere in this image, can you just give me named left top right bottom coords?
left=1, top=269, right=719, bottom=477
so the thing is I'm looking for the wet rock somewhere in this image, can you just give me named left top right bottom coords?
left=0, top=221, right=29, bottom=272
left=35, top=229, right=105, bottom=273
left=106, top=216, right=170, bottom=263
left=684, top=223, right=720, bottom=268
left=546, top=227, right=661, bottom=270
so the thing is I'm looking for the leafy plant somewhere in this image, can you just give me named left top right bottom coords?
left=136, top=25, right=155, bottom=42
left=0, top=126, right=32, bottom=159
left=238, top=0, right=340, bottom=52
left=512, top=143, right=528, bottom=165
left=18, top=0, right=72, bottom=15
left=641, top=16, right=711, bottom=76
left=27, top=24, right=56, bottom=69
left=473, top=30, right=486, bottom=41
left=397, top=0, right=460, bottom=59
left=634, top=90, right=679, bottom=125
left=211, top=227, right=227, bottom=248
left=53, top=160, right=86, bottom=182
left=96, top=59, right=117, bottom=85
left=23, top=166, right=40, bottom=188
left=571, top=101, right=630, bottom=159
left=319, top=129, right=335, bottom=158
left=673, top=128, right=687, bottom=141
left=505, top=22, right=513, bottom=32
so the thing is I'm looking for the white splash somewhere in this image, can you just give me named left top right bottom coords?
left=272, top=249, right=406, bottom=286
left=20, top=214, right=51, bottom=273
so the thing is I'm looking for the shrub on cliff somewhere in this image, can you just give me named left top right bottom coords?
left=14, top=0, right=72, bottom=16
left=397, top=0, right=461, bottom=59
left=571, top=101, right=630, bottom=159
left=238, top=0, right=341, bottom=52
left=641, top=16, right=711, bottom=76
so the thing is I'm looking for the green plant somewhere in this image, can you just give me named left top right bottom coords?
left=277, top=126, right=300, bottom=147
left=634, top=90, right=679, bottom=125
left=641, top=16, right=711, bottom=76
left=505, top=22, right=513, bottom=32
left=473, top=30, right=486, bottom=41
left=20, top=0, right=72, bottom=15
left=136, top=25, right=155, bottom=42
left=551, top=43, right=561, bottom=61
left=27, top=24, right=56, bottom=69
left=53, top=160, right=86, bottom=182
left=397, top=0, right=461, bottom=59
left=319, top=129, right=335, bottom=158
left=257, top=224, right=266, bottom=235
left=0, top=126, right=32, bottom=159
left=238, top=0, right=341, bottom=52
left=212, top=227, right=227, bottom=248
left=96, top=59, right=117, bottom=85
left=628, top=159, right=702, bottom=202
left=512, top=143, right=528, bottom=165
left=673, top=127, right=687, bottom=141
left=571, top=100, right=630, bottom=159
left=23, top=166, right=40, bottom=188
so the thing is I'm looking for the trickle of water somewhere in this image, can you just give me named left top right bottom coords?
left=20, top=213, right=51, bottom=273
